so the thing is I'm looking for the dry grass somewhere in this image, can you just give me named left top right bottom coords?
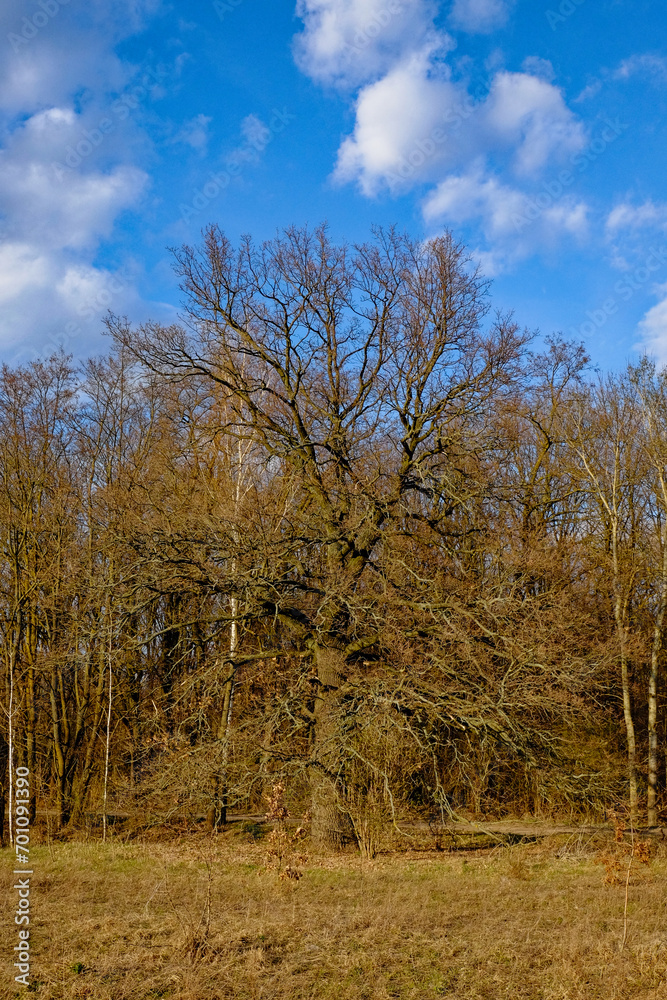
left=3, top=830, right=667, bottom=999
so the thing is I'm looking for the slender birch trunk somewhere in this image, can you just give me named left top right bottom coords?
left=612, top=519, right=638, bottom=825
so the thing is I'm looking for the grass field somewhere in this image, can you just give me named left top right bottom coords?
left=3, top=826, right=667, bottom=999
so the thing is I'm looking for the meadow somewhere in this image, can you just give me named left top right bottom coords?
left=3, top=823, right=667, bottom=999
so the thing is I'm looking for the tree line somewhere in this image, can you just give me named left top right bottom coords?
left=1, top=225, right=666, bottom=846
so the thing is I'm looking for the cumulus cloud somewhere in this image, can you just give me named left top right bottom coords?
left=0, top=159, right=147, bottom=252
left=293, top=0, right=444, bottom=87
left=422, top=163, right=588, bottom=268
left=482, top=71, right=585, bottom=175
left=0, top=106, right=148, bottom=250
left=0, top=247, right=144, bottom=360
left=423, top=166, right=524, bottom=234
left=449, top=0, right=513, bottom=34
left=293, top=0, right=587, bottom=269
left=332, top=46, right=466, bottom=194
left=637, top=284, right=667, bottom=367
left=0, top=102, right=148, bottom=358
left=0, top=243, right=52, bottom=307
left=0, top=0, right=165, bottom=117
left=333, top=63, right=586, bottom=194
left=0, top=0, right=168, bottom=359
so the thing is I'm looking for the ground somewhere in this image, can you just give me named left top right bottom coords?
left=2, top=824, right=667, bottom=999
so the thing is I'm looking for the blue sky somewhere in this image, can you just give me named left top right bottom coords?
left=1, top=0, right=666, bottom=371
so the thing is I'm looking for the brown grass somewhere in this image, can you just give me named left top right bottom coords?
left=3, top=830, right=667, bottom=999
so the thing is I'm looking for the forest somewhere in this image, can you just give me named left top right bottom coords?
left=2, top=223, right=666, bottom=848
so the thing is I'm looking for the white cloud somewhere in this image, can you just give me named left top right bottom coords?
left=0, top=249, right=137, bottom=360
left=574, top=79, right=602, bottom=103
left=422, top=164, right=588, bottom=268
left=0, top=0, right=175, bottom=358
left=449, top=0, right=513, bottom=34
left=293, top=0, right=587, bottom=269
left=0, top=243, right=52, bottom=306
left=423, top=165, right=525, bottom=234
left=1, top=161, right=147, bottom=251
left=333, top=46, right=466, bottom=194
left=614, top=53, right=667, bottom=84
left=482, top=71, right=586, bottom=175
left=422, top=165, right=588, bottom=241
left=293, top=0, right=444, bottom=87
left=173, top=113, right=212, bottom=152
left=0, top=0, right=161, bottom=117
left=332, top=63, right=586, bottom=195
left=521, top=56, right=555, bottom=82
left=0, top=108, right=147, bottom=250
left=637, top=284, right=667, bottom=367
left=0, top=143, right=159, bottom=353
left=0, top=98, right=149, bottom=358
left=606, top=200, right=667, bottom=234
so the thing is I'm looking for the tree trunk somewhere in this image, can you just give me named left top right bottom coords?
left=611, top=516, right=638, bottom=826
left=26, top=606, right=38, bottom=825
left=615, top=606, right=638, bottom=825
left=311, top=647, right=354, bottom=849
left=206, top=600, right=238, bottom=832
left=50, top=665, right=72, bottom=829
left=206, top=676, right=232, bottom=832
left=70, top=646, right=107, bottom=826
left=648, top=537, right=667, bottom=826
left=102, top=651, right=113, bottom=842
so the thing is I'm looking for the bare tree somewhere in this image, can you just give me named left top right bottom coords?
left=108, top=224, right=533, bottom=844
